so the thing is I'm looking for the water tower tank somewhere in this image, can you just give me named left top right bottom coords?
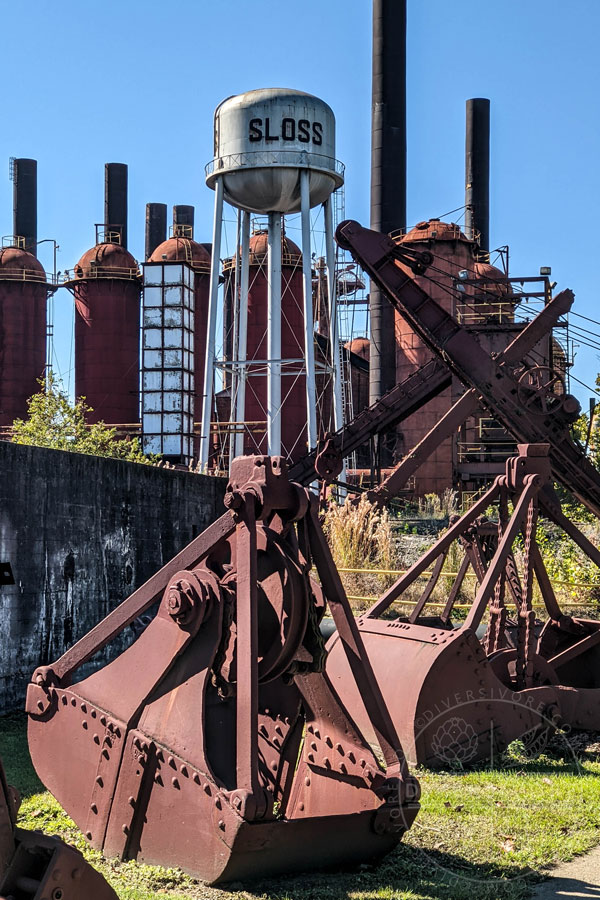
left=206, top=89, right=344, bottom=214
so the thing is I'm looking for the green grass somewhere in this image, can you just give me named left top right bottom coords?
left=2, top=714, right=600, bottom=900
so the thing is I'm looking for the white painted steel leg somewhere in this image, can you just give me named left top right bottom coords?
left=300, top=171, right=317, bottom=455
left=234, top=210, right=250, bottom=460
left=229, top=209, right=242, bottom=470
left=267, top=212, right=282, bottom=456
left=324, top=196, right=346, bottom=484
left=199, top=177, right=224, bottom=472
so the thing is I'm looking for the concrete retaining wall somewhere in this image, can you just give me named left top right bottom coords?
left=0, top=441, right=226, bottom=712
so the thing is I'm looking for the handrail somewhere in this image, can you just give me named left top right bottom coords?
left=63, top=266, right=141, bottom=283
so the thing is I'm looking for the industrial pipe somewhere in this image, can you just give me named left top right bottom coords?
left=105, top=163, right=128, bottom=248
left=173, top=205, right=195, bottom=237
left=465, top=98, right=490, bottom=254
left=370, top=0, right=406, bottom=406
left=145, top=203, right=167, bottom=259
left=13, top=159, right=37, bottom=255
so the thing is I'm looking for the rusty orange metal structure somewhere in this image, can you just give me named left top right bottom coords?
left=1, top=744, right=117, bottom=898
left=328, top=443, right=600, bottom=766
left=27, top=456, right=419, bottom=884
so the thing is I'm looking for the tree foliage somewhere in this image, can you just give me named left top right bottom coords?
left=12, top=374, right=156, bottom=465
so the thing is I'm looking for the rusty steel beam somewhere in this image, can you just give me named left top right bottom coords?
left=336, top=220, right=600, bottom=521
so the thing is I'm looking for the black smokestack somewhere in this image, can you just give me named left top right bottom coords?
left=465, top=98, right=490, bottom=255
left=105, top=162, right=128, bottom=248
left=173, top=205, right=194, bottom=237
left=13, top=158, right=37, bottom=256
left=145, top=203, right=167, bottom=259
left=370, top=0, right=406, bottom=407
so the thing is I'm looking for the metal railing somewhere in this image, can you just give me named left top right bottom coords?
left=457, top=441, right=517, bottom=463
left=456, top=301, right=516, bottom=326
left=63, top=266, right=141, bottom=283
left=206, top=150, right=344, bottom=182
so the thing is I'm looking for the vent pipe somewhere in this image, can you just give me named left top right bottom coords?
left=104, top=162, right=128, bottom=248
left=465, top=98, right=490, bottom=254
left=145, top=203, right=167, bottom=259
left=173, top=205, right=194, bottom=237
left=370, top=0, right=406, bottom=406
left=13, top=158, right=37, bottom=255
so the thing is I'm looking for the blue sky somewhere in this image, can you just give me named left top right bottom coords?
left=2, top=0, right=599, bottom=403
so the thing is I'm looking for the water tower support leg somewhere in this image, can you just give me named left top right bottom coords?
left=267, top=212, right=282, bottom=456
left=300, top=171, right=318, bottom=455
left=199, top=177, right=224, bottom=471
left=324, top=196, right=346, bottom=484
left=234, top=210, right=251, bottom=459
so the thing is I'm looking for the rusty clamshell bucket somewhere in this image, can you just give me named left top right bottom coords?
left=328, top=445, right=600, bottom=766
left=0, top=755, right=117, bottom=900
left=27, top=457, right=419, bottom=884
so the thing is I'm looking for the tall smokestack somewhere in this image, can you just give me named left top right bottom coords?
left=105, top=162, right=128, bottom=248
left=465, top=98, right=490, bottom=254
left=370, top=0, right=406, bottom=408
left=145, top=203, right=167, bottom=259
left=13, top=158, right=37, bottom=256
left=173, top=204, right=194, bottom=237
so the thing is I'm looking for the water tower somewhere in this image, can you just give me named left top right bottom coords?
left=200, top=88, right=345, bottom=470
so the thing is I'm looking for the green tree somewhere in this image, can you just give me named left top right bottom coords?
left=12, top=374, right=157, bottom=465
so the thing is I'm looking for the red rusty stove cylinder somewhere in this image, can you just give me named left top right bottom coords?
left=73, top=242, right=141, bottom=425
left=243, top=231, right=307, bottom=463
left=0, top=247, right=47, bottom=425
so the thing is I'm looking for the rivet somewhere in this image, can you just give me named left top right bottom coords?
left=340, top=763, right=347, bottom=774
left=305, top=777, right=311, bottom=786
left=181, top=765, right=188, bottom=777
left=270, top=761, right=278, bottom=771
left=347, top=752, right=355, bottom=763
left=100, top=716, right=107, bottom=725
left=95, top=776, right=103, bottom=787
left=93, top=734, right=100, bottom=744
left=168, top=756, right=176, bottom=768
left=324, top=757, right=331, bottom=768
left=85, top=831, right=92, bottom=840
left=102, top=749, right=110, bottom=759
left=298, top=802, right=304, bottom=811
left=310, top=742, right=317, bottom=751
left=91, top=709, right=97, bottom=718
left=37, top=701, right=45, bottom=711
left=215, top=798, right=222, bottom=809
left=360, top=759, right=366, bottom=768
left=307, top=752, right=315, bottom=763
left=204, top=784, right=211, bottom=795
left=61, top=696, right=68, bottom=705
left=71, top=698, right=77, bottom=706
left=90, top=803, right=97, bottom=814
left=71, top=867, right=82, bottom=880
left=122, top=824, right=129, bottom=834
left=81, top=703, right=87, bottom=713
left=325, top=735, right=333, bottom=747
left=336, top=743, right=344, bottom=754
left=172, top=777, right=180, bottom=789
left=218, top=819, right=225, bottom=830
left=193, top=773, right=201, bottom=785
left=128, top=796, right=136, bottom=807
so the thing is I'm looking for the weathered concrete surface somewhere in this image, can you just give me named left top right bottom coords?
left=531, top=844, right=600, bottom=897
left=0, top=441, right=226, bottom=712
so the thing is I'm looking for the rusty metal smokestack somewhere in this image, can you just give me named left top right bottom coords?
left=13, top=158, right=37, bottom=256
left=173, top=204, right=194, bottom=237
left=145, top=203, right=167, bottom=259
left=465, top=98, right=490, bottom=254
left=370, top=0, right=406, bottom=408
left=105, top=162, right=128, bottom=248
